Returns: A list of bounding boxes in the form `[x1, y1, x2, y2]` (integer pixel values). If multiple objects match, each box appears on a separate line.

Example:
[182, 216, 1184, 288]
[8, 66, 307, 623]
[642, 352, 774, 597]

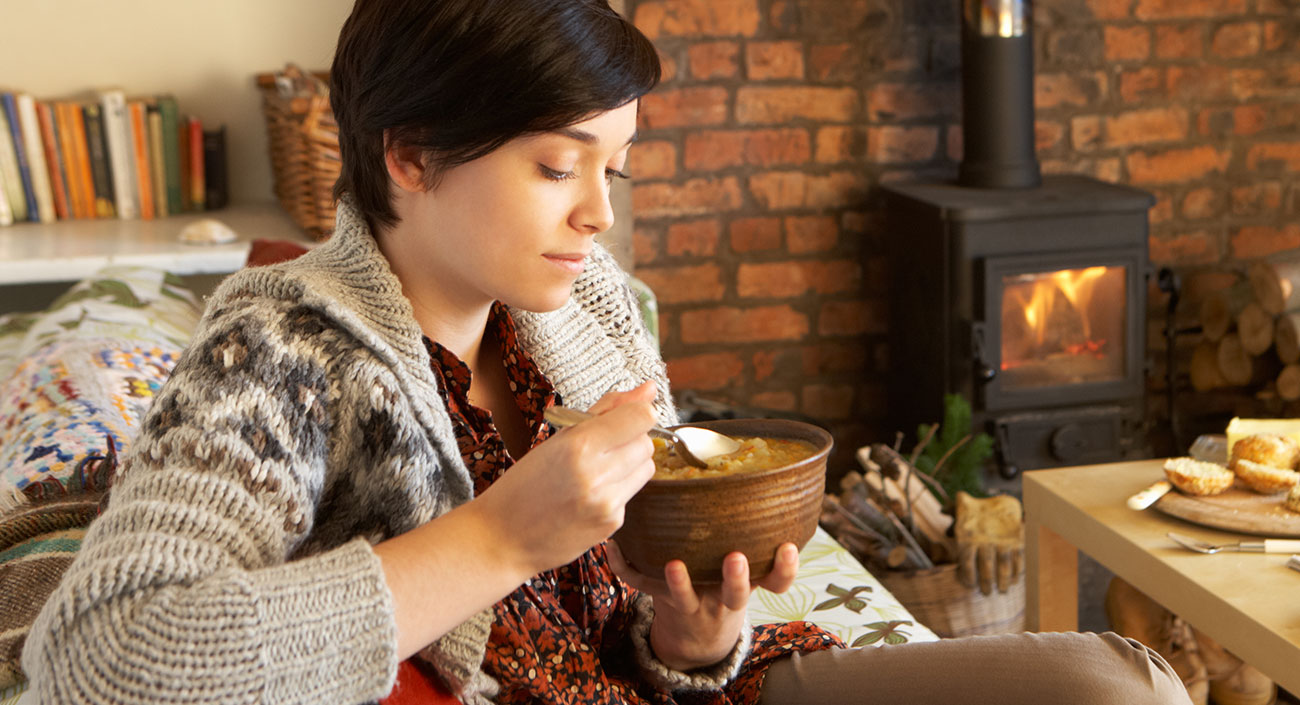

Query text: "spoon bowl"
[544, 406, 740, 468]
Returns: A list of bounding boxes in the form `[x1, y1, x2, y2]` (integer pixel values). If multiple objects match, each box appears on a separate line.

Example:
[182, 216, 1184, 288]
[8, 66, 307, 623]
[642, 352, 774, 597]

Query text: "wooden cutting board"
[1153, 485, 1300, 538]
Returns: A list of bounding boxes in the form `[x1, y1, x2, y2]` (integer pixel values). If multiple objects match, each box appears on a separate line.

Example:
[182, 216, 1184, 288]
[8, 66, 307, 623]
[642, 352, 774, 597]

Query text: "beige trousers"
[758, 631, 1193, 705]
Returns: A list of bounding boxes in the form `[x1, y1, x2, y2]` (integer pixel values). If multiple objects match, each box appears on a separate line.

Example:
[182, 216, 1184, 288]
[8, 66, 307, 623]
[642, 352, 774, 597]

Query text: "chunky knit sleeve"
[21, 296, 399, 705]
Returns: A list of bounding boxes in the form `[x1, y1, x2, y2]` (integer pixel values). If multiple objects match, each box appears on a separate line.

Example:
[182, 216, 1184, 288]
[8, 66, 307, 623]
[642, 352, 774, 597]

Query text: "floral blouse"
[414, 302, 840, 704]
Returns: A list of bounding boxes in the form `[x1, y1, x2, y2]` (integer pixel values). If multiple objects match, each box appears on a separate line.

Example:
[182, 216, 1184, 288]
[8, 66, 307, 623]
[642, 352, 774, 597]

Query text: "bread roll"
[1232, 459, 1300, 494]
[1163, 457, 1235, 497]
[1230, 432, 1300, 471]
[1285, 485, 1300, 514]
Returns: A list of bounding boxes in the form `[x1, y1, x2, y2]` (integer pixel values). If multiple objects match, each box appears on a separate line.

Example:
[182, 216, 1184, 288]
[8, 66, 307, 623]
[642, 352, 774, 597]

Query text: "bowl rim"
[646, 417, 833, 487]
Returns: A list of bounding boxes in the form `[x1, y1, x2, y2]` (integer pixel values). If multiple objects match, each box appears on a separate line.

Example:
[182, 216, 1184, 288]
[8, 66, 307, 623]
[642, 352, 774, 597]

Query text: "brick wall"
[624, 0, 1300, 469]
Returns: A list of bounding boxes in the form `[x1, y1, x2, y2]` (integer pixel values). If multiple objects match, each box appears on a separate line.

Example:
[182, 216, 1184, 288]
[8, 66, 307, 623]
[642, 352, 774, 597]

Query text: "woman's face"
[398, 101, 639, 315]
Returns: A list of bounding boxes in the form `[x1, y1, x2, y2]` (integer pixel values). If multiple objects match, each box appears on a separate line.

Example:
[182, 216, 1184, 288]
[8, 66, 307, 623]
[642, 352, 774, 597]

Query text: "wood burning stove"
[882, 0, 1155, 480]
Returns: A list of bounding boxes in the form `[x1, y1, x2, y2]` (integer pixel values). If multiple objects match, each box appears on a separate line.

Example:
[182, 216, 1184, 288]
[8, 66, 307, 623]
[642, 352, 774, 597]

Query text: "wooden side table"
[1024, 460, 1300, 696]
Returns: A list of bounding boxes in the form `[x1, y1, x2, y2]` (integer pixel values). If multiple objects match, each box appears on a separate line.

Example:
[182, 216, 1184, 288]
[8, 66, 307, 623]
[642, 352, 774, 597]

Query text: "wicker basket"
[877, 563, 1025, 638]
[256, 65, 339, 239]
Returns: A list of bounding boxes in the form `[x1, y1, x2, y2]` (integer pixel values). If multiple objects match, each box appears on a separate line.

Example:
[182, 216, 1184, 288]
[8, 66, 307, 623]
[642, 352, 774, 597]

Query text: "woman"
[23, 1, 1193, 703]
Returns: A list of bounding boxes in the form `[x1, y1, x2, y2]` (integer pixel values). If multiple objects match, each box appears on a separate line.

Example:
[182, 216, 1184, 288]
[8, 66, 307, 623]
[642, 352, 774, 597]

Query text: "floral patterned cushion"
[750, 526, 939, 646]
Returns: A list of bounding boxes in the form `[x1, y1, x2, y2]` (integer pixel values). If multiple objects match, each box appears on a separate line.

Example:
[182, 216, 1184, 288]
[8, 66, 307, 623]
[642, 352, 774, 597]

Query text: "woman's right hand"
[476, 381, 659, 577]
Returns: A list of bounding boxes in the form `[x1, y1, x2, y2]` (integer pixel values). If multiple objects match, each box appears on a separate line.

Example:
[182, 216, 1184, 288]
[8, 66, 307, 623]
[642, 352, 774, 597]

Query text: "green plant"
[913, 393, 994, 504]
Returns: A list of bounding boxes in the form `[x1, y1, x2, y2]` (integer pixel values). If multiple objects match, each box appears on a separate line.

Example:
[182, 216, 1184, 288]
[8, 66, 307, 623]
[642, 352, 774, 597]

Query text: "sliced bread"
[1232, 458, 1300, 495]
[1163, 457, 1235, 497]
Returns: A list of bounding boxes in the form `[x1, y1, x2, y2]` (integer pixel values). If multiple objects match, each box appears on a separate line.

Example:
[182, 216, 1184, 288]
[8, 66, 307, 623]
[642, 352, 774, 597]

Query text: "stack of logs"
[1193, 256, 1300, 401]
[819, 442, 956, 574]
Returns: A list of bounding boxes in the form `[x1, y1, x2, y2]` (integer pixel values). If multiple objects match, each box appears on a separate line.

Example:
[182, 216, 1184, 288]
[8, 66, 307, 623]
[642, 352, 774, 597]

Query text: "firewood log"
[1216, 333, 1281, 387]
[1249, 257, 1300, 315]
[1190, 339, 1229, 391]
[1237, 301, 1275, 356]
[1279, 364, 1300, 402]
[1276, 311, 1300, 364]
[1200, 281, 1253, 341]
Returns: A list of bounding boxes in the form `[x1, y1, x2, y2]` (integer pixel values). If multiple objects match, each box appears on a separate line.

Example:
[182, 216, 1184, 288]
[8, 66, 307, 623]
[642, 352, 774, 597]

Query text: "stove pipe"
[958, 0, 1042, 189]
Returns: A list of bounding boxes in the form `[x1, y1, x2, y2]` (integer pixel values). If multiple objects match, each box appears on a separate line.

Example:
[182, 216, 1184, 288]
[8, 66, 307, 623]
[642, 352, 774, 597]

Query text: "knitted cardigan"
[21, 198, 752, 704]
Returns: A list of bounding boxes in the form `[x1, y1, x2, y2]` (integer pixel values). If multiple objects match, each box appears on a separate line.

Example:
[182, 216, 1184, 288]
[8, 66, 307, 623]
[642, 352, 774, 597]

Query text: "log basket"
[256, 65, 338, 239]
[877, 564, 1025, 638]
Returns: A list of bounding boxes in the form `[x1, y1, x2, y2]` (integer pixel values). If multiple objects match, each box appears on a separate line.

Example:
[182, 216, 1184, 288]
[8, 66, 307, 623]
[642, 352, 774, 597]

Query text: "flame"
[1010, 266, 1109, 347]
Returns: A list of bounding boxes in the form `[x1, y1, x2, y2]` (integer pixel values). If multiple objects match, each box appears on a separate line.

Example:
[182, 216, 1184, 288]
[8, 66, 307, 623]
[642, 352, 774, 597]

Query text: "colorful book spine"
[128, 100, 153, 220]
[156, 95, 183, 215]
[98, 89, 138, 219]
[34, 101, 70, 220]
[178, 113, 191, 212]
[15, 94, 55, 223]
[65, 102, 96, 219]
[54, 102, 87, 218]
[202, 126, 227, 210]
[146, 103, 168, 218]
[188, 116, 205, 210]
[0, 93, 34, 221]
[0, 102, 29, 222]
[82, 103, 117, 218]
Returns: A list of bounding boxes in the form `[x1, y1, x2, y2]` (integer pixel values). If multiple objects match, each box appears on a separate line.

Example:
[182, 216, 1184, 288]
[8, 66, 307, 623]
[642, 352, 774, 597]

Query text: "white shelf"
[0, 203, 316, 285]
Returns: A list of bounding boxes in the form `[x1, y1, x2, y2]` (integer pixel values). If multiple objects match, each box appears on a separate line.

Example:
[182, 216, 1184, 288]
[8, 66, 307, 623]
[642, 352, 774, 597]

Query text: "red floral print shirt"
[419, 302, 840, 705]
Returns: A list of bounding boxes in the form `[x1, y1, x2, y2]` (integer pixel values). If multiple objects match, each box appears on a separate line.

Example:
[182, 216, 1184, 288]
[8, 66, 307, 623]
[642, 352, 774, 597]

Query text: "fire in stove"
[999, 265, 1127, 390]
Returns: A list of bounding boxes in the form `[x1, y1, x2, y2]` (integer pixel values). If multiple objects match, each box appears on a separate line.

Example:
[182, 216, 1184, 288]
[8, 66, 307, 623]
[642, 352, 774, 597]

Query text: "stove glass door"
[999, 265, 1127, 391]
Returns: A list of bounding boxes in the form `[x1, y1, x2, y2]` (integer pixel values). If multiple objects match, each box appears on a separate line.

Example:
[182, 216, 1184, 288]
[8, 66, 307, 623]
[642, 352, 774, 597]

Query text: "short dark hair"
[330, 0, 661, 232]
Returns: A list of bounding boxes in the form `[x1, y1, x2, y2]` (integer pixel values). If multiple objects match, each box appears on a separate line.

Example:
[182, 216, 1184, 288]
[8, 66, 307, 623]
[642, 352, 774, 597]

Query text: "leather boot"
[1192, 628, 1277, 705]
[1104, 577, 1209, 705]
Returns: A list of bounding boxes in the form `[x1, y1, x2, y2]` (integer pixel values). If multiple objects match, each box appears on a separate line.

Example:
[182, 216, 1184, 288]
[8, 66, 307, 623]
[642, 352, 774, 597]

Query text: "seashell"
[178, 218, 238, 245]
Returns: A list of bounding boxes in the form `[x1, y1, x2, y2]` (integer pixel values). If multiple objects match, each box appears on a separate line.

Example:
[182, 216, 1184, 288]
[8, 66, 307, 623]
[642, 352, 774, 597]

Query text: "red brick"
[634, 263, 725, 304]
[666, 219, 720, 257]
[1168, 66, 1269, 102]
[688, 41, 740, 80]
[866, 83, 958, 121]
[1181, 187, 1223, 220]
[1264, 20, 1299, 51]
[1119, 67, 1164, 103]
[750, 390, 798, 412]
[1148, 231, 1220, 266]
[1246, 142, 1300, 172]
[1231, 182, 1284, 215]
[805, 172, 868, 209]
[769, 0, 797, 32]
[785, 215, 838, 253]
[628, 140, 677, 180]
[1156, 24, 1204, 59]
[1036, 120, 1066, 151]
[748, 171, 807, 210]
[1125, 146, 1231, 184]
[665, 352, 745, 391]
[634, 0, 762, 39]
[1259, 0, 1291, 13]
[746, 41, 805, 80]
[818, 299, 886, 336]
[1135, 0, 1247, 19]
[866, 126, 940, 164]
[1104, 107, 1190, 147]
[638, 87, 729, 130]
[658, 50, 680, 83]
[735, 86, 858, 124]
[729, 217, 782, 252]
[634, 226, 660, 266]
[633, 177, 743, 218]
[1105, 26, 1151, 61]
[1095, 157, 1123, 183]
[947, 125, 963, 161]
[684, 129, 811, 170]
[1036, 72, 1107, 109]
[751, 348, 800, 382]
[1148, 191, 1175, 224]
[814, 126, 860, 164]
[1230, 224, 1300, 259]
[736, 260, 861, 298]
[801, 383, 855, 420]
[801, 342, 869, 376]
[1087, 0, 1133, 19]
[680, 305, 810, 343]
[809, 43, 856, 82]
[1212, 22, 1262, 58]
[1072, 115, 1102, 151]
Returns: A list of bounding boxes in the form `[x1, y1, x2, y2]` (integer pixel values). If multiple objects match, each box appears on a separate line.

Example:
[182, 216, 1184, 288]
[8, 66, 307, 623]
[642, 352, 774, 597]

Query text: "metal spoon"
[543, 405, 741, 469]
[1167, 531, 1300, 554]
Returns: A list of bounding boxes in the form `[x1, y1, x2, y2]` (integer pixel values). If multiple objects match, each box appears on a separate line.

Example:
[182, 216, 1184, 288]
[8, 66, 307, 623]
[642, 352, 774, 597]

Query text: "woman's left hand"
[607, 540, 800, 671]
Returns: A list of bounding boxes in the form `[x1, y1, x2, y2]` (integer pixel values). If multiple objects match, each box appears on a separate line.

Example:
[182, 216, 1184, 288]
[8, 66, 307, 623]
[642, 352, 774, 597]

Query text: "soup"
[651, 436, 817, 480]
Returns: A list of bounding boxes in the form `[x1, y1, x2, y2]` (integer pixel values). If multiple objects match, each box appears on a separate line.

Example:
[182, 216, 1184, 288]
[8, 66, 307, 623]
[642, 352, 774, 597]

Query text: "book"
[59, 101, 96, 219]
[146, 103, 167, 218]
[34, 101, 70, 220]
[82, 103, 117, 218]
[202, 125, 227, 210]
[0, 93, 35, 221]
[127, 99, 153, 220]
[0, 168, 12, 225]
[14, 94, 55, 222]
[188, 116, 204, 210]
[178, 113, 191, 212]
[156, 94, 182, 215]
[97, 88, 138, 219]
[54, 102, 87, 218]
[0, 93, 32, 222]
